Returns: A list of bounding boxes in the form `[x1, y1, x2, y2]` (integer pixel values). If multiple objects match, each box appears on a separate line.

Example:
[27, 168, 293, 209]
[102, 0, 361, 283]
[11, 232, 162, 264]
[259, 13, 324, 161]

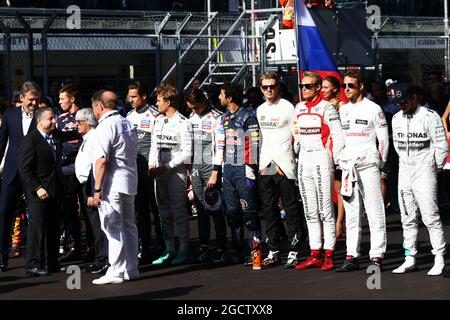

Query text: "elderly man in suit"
[74, 108, 109, 274]
[0, 81, 39, 272]
[19, 107, 79, 276]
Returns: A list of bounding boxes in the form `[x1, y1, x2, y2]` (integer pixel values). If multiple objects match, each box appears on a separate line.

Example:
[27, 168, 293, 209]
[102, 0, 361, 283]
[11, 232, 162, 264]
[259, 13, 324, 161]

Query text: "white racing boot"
[427, 255, 445, 276]
[392, 256, 417, 274]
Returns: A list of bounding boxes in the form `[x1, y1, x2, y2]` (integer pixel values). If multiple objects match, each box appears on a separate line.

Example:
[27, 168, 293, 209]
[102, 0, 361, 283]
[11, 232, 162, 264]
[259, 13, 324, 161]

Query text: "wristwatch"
[94, 188, 102, 193]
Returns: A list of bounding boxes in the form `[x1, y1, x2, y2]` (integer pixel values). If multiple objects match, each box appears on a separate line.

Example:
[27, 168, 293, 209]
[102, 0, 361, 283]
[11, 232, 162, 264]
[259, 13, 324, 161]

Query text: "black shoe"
[138, 249, 152, 263]
[60, 247, 81, 262]
[83, 246, 95, 262]
[261, 251, 281, 268]
[26, 267, 49, 277]
[85, 264, 109, 274]
[212, 249, 227, 264]
[443, 268, 450, 278]
[367, 257, 383, 272]
[222, 250, 244, 265]
[0, 264, 8, 272]
[243, 256, 253, 267]
[47, 265, 62, 273]
[283, 251, 299, 269]
[197, 245, 210, 263]
[335, 257, 359, 273]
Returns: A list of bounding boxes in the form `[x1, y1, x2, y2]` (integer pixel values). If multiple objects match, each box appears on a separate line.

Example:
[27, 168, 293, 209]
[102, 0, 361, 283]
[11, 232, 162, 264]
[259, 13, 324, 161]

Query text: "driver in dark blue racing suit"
[219, 83, 262, 265]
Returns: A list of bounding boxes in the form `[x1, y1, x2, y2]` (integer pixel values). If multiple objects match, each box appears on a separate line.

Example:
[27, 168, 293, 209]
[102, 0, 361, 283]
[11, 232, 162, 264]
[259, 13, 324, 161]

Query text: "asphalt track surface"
[1, 213, 450, 301]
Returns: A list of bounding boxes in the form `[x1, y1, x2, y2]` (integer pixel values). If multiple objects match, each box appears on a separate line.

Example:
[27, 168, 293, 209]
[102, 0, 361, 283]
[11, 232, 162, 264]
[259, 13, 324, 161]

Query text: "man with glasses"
[336, 70, 389, 272]
[74, 108, 109, 275]
[391, 84, 447, 276]
[291, 71, 344, 271]
[257, 72, 306, 269]
[19, 107, 80, 276]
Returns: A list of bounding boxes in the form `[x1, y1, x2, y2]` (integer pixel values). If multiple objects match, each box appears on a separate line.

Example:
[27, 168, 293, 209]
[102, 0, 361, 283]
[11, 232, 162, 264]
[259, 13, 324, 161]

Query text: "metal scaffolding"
[1, 3, 449, 102]
[0, 6, 278, 100]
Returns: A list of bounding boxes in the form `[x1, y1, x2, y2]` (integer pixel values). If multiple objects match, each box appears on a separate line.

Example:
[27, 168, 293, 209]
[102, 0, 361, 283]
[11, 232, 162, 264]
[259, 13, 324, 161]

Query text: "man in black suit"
[18, 107, 77, 276]
[74, 108, 109, 274]
[0, 81, 39, 272]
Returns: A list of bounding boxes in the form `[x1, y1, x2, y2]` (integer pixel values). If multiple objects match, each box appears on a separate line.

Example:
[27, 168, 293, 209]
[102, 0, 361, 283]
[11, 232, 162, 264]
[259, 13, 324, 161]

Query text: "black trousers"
[192, 164, 227, 250]
[80, 183, 108, 266]
[136, 156, 163, 251]
[258, 173, 306, 252]
[61, 175, 81, 251]
[25, 191, 61, 270]
[78, 186, 93, 247]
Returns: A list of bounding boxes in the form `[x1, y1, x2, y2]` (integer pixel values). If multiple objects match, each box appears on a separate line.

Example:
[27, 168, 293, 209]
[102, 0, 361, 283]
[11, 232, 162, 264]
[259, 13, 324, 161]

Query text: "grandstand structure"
[0, 1, 448, 104]
[0, 6, 270, 104]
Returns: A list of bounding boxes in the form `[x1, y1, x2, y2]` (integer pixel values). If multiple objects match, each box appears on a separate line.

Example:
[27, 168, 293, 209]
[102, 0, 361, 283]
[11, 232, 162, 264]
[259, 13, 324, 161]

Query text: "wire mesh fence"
[1, 8, 450, 105]
[376, 16, 447, 85]
[0, 11, 267, 103]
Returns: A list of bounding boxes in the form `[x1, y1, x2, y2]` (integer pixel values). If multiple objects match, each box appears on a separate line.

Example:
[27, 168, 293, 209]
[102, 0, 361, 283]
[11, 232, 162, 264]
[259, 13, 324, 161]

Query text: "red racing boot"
[295, 249, 322, 270]
[321, 249, 334, 271]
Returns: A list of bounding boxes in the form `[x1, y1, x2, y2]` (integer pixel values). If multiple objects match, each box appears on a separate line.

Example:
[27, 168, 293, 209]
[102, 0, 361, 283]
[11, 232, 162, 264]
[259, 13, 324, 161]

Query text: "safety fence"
[375, 16, 447, 85]
[1, 7, 450, 107]
[0, 9, 276, 106]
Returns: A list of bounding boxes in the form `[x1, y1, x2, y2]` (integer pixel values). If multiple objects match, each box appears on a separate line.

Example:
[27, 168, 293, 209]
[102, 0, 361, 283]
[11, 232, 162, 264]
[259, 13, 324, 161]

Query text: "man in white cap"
[385, 79, 397, 88]
[385, 79, 397, 104]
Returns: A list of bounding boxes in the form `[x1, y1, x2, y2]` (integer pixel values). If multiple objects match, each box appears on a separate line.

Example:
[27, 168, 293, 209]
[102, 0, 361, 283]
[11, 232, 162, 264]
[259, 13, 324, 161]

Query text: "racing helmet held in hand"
[204, 189, 222, 212]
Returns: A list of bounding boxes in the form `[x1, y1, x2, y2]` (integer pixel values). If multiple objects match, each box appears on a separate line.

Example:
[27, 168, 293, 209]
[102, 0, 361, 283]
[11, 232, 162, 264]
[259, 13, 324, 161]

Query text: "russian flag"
[294, 0, 348, 103]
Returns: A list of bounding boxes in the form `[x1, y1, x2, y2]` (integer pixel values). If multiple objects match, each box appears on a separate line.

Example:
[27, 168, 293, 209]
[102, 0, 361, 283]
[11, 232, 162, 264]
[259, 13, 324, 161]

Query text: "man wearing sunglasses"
[336, 70, 389, 272]
[391, 84, 447, 276]
[256, 72, 305, 269]
[291, 71, 344, 271]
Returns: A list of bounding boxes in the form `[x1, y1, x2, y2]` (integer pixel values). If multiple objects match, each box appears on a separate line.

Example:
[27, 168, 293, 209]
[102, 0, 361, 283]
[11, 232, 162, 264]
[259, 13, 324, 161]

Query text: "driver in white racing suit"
[336, 70, 389, 272]
[391, 84, 448, 276]
[292, 71, 344, 271]
[149, 86, 193, 266]
[185, 88, 227, 263]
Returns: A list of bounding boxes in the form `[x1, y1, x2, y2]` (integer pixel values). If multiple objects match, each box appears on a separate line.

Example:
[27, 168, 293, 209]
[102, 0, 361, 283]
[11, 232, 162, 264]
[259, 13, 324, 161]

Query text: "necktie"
[45, 134, 56, 158]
